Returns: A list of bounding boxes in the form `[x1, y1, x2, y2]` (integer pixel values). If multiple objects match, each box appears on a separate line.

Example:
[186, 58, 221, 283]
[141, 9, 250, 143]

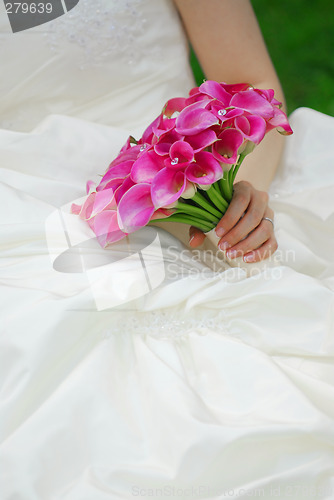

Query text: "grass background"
[190, 0, 334, 116]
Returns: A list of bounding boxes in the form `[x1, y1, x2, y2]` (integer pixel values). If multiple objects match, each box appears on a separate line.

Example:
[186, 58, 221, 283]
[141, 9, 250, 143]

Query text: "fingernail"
[226, 249, 238, 259]
[219, 241, 230, 251]
[244, 254, 255, 262]
[215, 227, 225, 237]
[189, 235, 195, 244]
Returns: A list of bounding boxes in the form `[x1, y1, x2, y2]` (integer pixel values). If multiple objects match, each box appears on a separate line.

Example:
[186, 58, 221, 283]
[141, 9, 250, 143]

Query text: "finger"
[219, 191, 269, 250]
[226, 218, 276, 259]
[215, 181, 252, 238]
[189, 226, 206, 247]
[243, 237, 278, 263]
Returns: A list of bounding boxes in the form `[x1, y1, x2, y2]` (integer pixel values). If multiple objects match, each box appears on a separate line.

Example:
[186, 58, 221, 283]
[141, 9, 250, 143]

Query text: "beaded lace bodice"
[0, 0, 194, 131]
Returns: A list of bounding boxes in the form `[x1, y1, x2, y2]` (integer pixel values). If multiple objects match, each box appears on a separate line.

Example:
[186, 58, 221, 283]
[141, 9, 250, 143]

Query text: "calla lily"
[185, 151, 222, 185]
[71, 203, 82, 215]
[117, 183, 155, 233]
[151, 168, 188, 208]
[230, 89, 275, 120]
[185, 91, 212, 106]
[97, 160, 134, 191]
[255, 88, 275, 103]
[209, 103, 244, 123]
[96, 177, 124, 194]
[154, 129, 184, 156]
[152, 117, 177, 141]
[163, 97, 187, 118]
[235, 114, 266, 144]
[176, 101, 218, 136]
[151, 207, 175, 219]
[90, 210, 127, 248]
[131, 150, 164, 183]
[164, 140, 194, 169]
[198, 80, 231, 106]
[180, 181, 197, 199]
[108, 144, 142, 168]
[212, 128, 244, 164]
[266, 107, 293, 135]
[76, 188, 117, 220]
[220, 82, 251, 94]
[185, 129, 218, 152]
[86, 180, 95, 194]
[114, 176, 136, 204]
[141, 114, 163, 144]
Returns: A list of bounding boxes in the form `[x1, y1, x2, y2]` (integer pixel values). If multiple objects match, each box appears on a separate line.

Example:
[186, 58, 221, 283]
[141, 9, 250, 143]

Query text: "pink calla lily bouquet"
[72, 81, 292, 249]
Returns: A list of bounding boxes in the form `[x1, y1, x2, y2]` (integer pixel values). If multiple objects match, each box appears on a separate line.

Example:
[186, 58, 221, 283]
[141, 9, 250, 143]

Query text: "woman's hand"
[189, 181, 277, 263]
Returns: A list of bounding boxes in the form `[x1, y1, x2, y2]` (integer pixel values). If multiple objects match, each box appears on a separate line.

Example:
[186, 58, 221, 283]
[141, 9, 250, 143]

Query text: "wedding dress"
[0, 1, 333, 499]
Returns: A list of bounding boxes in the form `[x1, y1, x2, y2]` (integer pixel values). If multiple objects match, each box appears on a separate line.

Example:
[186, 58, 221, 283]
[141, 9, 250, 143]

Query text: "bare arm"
[173, 0, 286, 191]
[173, 0, 286, 261]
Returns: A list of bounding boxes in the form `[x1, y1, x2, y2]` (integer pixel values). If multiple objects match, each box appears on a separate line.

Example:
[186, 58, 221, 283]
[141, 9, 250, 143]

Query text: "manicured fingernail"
[216, 227, 225, 237]
[219, 241, 230, 251]
[226, 249, 238, 259]
[244, 254, 255, 262]
[189, 235, 195, 244]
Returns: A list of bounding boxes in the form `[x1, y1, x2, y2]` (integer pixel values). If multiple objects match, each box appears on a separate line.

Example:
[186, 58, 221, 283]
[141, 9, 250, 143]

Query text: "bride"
[0, 0, 333, 498]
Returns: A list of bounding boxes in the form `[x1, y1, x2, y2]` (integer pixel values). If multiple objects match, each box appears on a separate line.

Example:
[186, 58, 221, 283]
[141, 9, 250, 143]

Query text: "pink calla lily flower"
[185, 129, 218, 152]
[131, 150, 165, 183]
[154, 129, 184, 156]
[97, 160, 134, 191]
[198, 80, 231, 106]
[175, 100, 218, 136]
[108, 144, 142, 168]
[77, 188, 117, 220]
[212, 128, 244, 164]
[152, 117, 177, 142]
[164, 140, 194, 169]
[230, 89, 275, 120]
[266, 107, 293, 135]
[151, 168, 189, 208]
[235, 114, 267, 144]
[209, 103, 244, 123]
[185, 151, 223, 185]
[163, 97, 187, 117]
[117, 183, 155, 233]
[141, 114, 163, 144]
[220, 82, 251, 94]
[90, 210, 127, 248]
[114, 176, 136, 204]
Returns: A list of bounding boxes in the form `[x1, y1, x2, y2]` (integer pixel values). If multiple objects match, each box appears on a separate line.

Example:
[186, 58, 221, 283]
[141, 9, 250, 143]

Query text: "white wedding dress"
[1, 1, 334, 499]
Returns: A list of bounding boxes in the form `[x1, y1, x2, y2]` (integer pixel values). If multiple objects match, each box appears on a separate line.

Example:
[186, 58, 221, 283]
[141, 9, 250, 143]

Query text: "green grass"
[190, 0, 334, 116]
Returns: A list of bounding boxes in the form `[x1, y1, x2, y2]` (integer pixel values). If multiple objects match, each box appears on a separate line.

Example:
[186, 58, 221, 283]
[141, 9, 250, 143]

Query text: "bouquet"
[72, 80, 292, 269]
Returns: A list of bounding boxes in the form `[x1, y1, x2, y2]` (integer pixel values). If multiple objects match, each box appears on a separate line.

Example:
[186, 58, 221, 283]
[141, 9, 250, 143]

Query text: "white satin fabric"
[0, 1, 334, 499]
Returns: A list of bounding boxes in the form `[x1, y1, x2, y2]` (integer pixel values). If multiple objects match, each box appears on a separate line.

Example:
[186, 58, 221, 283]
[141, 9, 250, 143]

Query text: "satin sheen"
[0, 1, 334, 499]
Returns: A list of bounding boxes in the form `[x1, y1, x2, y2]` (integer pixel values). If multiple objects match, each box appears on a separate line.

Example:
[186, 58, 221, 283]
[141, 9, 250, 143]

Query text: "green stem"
[219, 171, 233, 203]
[191, 191, 222, 219]
[206, 184, 229, 213]
[231, 153, 246, 184]
[151, 214, 214, 232]
[176, 200, 220, 224]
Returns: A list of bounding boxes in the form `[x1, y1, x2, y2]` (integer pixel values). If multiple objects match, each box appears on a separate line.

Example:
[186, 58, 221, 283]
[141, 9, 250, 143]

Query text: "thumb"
[189, 226, 206, 247]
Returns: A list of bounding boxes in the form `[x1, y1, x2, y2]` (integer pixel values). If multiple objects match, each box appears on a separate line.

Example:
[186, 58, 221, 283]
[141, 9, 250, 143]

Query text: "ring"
[262, 217, 274, 229]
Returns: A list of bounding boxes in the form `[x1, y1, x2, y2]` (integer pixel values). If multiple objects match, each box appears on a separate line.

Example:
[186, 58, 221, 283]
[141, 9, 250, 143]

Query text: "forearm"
[174, 0, 288, 191]
[234, 78, 287, 192]
[235, 124, 285, 192]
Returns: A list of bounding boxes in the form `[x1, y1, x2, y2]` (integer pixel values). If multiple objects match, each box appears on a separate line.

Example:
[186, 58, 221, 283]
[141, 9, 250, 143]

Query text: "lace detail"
[99, 309, 229, 340]
[44, 0, 153, 70]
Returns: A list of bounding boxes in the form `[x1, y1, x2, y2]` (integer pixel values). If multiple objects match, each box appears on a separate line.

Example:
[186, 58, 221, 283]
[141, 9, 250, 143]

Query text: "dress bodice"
[0, 0, 195, 132]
